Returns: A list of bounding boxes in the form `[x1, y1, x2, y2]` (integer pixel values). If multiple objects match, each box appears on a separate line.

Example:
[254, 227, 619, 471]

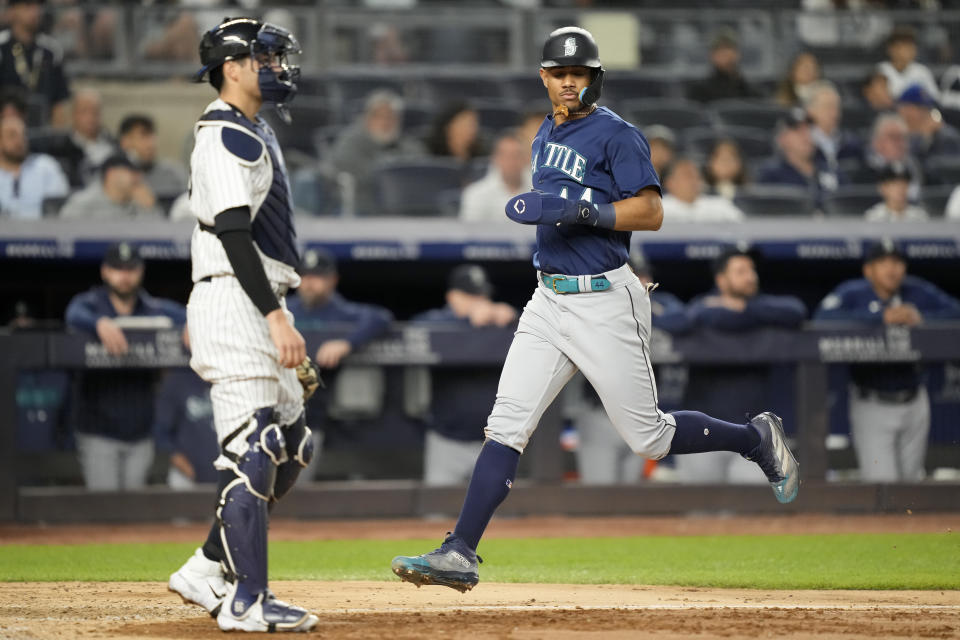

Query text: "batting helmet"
[195, 17, 301, 116]
[540, 26, 605, 106]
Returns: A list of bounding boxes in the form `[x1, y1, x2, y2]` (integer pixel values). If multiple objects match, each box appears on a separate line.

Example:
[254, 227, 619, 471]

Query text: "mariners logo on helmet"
[563, 37, 577, 57]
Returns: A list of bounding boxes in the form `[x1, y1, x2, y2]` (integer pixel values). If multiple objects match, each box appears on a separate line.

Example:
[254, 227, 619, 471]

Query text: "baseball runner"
[166, 17, 321, 632]
[392, 27, 800, 593]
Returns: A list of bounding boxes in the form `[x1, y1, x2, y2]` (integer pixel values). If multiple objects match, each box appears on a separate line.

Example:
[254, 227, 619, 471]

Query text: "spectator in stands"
[813, 240, 960, 482]
[65, 242, 187, 491]
[460, 130, 530, 222]
[896, 84, 960, 162]
[0, 0, 71, 126]
[286, 249, 394, 477]
[860, 113, 924, 201]
[676, 246, 806, 484]
[0, 114, 69, 219]
[287, 249, 394, 370]
[757, 107, 842, 210]
[661, 157, 745, 222]
[411, 264, 516, 486]
[703, 138, 747, 201]
[152, 370, 219, 490]
[864, 162, 928, 222]
[118, 114, 187, 199]
[862, 70, 895, 113]
[424, 101, 486, 163]
[775, 50, 821, 108]
[68, 88, 115, 179]
[876, 25, 939, 101]
[805, 81, 863, 168]
[686, 29, 759, 104]
[331, 90, 424, 216]
[59, 154, 162, 219]
[644, 125, 677, 179]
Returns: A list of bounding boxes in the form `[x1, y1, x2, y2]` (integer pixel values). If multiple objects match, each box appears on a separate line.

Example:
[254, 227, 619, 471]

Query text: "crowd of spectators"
[1, 4, 959, 222]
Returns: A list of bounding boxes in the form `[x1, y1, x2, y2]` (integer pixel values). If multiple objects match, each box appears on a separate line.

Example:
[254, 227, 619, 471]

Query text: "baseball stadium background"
[1, 2, 959, 638]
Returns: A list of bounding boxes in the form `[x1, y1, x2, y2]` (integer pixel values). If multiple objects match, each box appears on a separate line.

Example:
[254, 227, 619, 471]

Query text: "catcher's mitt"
[295, 357, 325, 401]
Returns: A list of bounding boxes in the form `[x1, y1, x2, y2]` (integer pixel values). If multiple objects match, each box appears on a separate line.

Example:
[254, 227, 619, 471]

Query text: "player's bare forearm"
[612, 189, 663, 231]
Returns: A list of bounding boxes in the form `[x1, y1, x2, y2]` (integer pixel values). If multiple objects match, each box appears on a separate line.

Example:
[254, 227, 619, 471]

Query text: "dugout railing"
[2, 323, 959, 523]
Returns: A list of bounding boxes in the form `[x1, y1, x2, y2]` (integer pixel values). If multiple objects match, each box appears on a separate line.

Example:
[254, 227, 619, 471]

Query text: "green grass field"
[1, 534, 957, 590]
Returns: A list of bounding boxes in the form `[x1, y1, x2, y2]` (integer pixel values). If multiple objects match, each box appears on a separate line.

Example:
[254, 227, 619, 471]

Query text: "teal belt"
[541, 273, 612, 294]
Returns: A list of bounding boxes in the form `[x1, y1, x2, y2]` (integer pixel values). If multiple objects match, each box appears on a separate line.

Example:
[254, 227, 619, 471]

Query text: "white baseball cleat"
[168, 547, 229, 617]
[217, 583, 319, 633]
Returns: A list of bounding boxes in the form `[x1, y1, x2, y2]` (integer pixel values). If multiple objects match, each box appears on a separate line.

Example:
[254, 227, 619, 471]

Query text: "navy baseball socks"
[668, 411, 760, 455]
[392, 440, 519, 592]
[669, 410, 799, 503]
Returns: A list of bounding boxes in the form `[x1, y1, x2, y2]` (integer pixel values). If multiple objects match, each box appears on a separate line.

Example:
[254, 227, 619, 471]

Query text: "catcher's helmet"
[540, 26, 605, 106]
[195, 17, 301, 119]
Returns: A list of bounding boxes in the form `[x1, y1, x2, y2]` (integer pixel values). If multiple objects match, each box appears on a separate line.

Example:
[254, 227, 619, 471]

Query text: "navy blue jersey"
[410, 305, 496, 442]
[530, 107, 660, 275]
[65, 286, 186, 441]
[814, 275, 960, 392]
[287, 292, 393, 349]
[152, 370, 219, 483]
[687, 292, 807, 331]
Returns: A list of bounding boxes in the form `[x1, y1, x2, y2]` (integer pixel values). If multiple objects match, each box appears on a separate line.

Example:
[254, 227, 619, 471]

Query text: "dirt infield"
[1, 581, 958, 640]
[2, 514, 958, 639]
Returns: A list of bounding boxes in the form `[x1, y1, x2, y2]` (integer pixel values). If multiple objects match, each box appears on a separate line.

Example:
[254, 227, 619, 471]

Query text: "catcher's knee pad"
[273, 412, 313, 502]
[222, 407, 288, 500]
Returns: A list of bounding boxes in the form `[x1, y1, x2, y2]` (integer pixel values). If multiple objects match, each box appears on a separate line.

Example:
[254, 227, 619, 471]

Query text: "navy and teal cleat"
[391, 534, 481, 593]
[745, 412, 800, 504]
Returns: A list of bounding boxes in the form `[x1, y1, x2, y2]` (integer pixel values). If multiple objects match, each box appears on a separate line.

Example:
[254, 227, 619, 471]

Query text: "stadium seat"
[711, 100, 789, 130]
[622, 98, 714, 132]
[734, 184, 814, 216]
[685, 126, 775, 160]
[41, 195, 68, 218]
[841, 105, 876, 135]
[261, 97, 335, 158]
[474, 102, 522, 132]
[427, 76, 504, 102]
[292, 166, 348, 217]
[400, 103, 438, 133]
[600, 74, 673, 102]
[436, 188, 463, 218]
[925, 155, 960, 186]
[940, 107, 960, 130]
[373, 158, 466, 216]
[503, 73, 547, 103]
[824, 185, 882, 217]
[921, 184, 956, 218]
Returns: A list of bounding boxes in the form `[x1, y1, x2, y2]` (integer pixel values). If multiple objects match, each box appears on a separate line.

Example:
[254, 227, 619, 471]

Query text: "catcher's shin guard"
[217, 408, 286, 597]
[273, 412, 313, 502]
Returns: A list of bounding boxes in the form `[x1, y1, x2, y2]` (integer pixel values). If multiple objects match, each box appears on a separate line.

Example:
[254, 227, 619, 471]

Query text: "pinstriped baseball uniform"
[186, 98, 303, 462]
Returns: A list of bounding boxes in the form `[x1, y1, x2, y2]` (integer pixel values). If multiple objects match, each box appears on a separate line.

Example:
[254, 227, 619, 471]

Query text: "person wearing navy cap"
[814, 240, 960, 482]
[64, 242, 187, 490]
[286, 249, 394, 369]
[896, 84, 960, 162]
[410, 264, 517, 486]
[756, 107, 845, 211]
[676, 246, 807, 484]
[285, 249, 394, 476]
